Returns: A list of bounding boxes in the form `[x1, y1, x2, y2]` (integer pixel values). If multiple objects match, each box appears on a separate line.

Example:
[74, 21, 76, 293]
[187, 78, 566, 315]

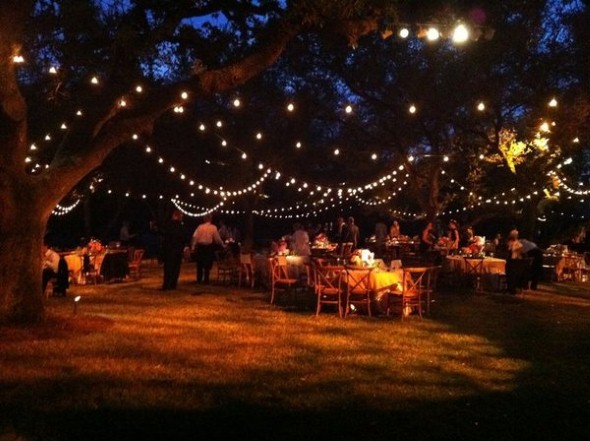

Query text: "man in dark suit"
[161, 210, 186, 291]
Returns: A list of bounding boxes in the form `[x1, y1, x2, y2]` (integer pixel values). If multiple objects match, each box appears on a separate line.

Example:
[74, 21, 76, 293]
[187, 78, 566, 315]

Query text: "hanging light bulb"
[345, 105, 353, 114]
[426, 27, 440, 41]
[399, 27, 410, 38]
[233, 98, 241, 107]
[452, 24, 469, 43]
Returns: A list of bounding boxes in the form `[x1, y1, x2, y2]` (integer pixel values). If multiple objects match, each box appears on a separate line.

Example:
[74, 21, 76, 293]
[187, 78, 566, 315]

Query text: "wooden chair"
[215, 250, 237, 285]
[128, 249, 145, 280]
[314, 264, 345, 317]
[561, 256, 583, 282]
[269, 256, 299, 305]
[464, 257, 485, 292]
[423, 265, 440, 315]
[238, 253, 255, 288]
[344, 266, 374, 317]
[399, 267, 429, 320]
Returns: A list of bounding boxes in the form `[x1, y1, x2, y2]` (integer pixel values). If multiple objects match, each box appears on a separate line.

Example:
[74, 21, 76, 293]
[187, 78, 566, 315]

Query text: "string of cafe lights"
[51, 199, 82, 216]
[548, 157, 590, 197]
[17, 61, 588, 219]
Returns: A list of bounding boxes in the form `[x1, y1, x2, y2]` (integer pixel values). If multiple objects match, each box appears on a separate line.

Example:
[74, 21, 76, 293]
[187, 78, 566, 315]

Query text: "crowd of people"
[42, 209, 584, 296]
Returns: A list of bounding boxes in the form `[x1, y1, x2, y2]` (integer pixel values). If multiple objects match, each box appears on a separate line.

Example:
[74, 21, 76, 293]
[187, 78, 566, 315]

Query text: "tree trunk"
[0, 199, 48, 323]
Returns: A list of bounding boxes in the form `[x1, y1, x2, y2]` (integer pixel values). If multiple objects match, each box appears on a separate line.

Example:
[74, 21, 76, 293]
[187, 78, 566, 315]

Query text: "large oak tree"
[0, 0, 403, 322]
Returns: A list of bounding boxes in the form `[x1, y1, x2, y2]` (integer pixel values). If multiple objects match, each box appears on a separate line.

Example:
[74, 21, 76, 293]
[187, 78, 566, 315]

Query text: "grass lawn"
[1, 262, 590, 441]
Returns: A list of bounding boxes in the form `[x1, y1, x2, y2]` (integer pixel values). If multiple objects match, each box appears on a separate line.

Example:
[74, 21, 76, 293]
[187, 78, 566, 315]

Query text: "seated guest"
[389, 220, 401, 238]
[461, 226, 476, 248]
[506, 229, 524, 295]
[42, 243, 68, 296]
[290, 223, 311, 256]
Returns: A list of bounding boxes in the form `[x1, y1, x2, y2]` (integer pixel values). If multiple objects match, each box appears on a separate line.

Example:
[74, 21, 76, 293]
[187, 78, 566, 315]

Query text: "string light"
[30, 78, 586, 224]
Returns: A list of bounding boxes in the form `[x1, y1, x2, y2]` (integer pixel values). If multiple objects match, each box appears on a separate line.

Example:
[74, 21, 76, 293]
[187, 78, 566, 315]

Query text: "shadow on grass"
[2, 274, 590, 441]
[2, 390, 588, 441]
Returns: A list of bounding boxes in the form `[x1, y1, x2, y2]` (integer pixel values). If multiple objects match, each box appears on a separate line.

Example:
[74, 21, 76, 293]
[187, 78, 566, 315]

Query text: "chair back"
[132, 249, 144, 263]
[402, 267, 428, 297]
[344, 266, 373, 294]
[464, 257, 484, 275]
[315, 264, 344, 294]
[271, 255, 290, 281]
[341, 242, 354, 258]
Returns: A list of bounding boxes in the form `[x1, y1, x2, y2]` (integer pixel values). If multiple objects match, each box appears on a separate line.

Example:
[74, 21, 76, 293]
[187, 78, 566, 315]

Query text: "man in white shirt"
[191, 214, 224, 284]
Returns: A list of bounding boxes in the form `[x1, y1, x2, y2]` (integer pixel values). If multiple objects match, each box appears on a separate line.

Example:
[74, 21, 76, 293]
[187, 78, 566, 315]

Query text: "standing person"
[344, 216, 360, 249]
[447, 219, 460, 250]
[520, 237, 543, 290]
[374, 219, 388, 257]
[419, 222, 436, 253]
[191, 214, 224, 284]
[333, 216, 347, 243]
[218, 220, 232, 242]
[161, 210, 186, 291]
[119, 220, 135, 246]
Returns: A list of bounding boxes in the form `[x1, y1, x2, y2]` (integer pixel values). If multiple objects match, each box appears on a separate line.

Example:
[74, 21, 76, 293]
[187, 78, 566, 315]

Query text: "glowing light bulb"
[256, 132, 262, 140]
[145, 146, 152, 153]
[135, 85, 143, 93]
[295, 141, 302, 148]
[90, 76, 99, 85]
[399, 27, 410, 38]
[548, 98, 558, 107]
[371, 153, 377, 160]
[345, 105, 353, 114]
[477, 102, 485, 111]
[408, 104, 417, 114]
[334, 149, 340, 156]
[13, 55, 24, 63]
[216, 120, 223, 128]
[199, 123, 206, 131]
[426, 28, 440, 41]
[233, 98, 241, 107]
[181, 91, 188, 99]
[287, 103, 295, 112]
[49, 66, 58, 74]
[452, 24, 469, 43]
